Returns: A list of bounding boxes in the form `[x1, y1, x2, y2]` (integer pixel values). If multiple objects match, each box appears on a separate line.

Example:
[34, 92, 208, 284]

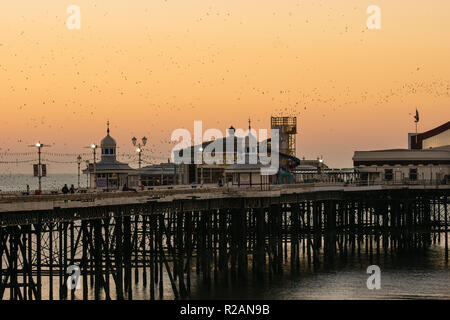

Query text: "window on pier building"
[102, 148, 115, 155]
[384, 169, 393, 181]
[409, 168, 418, 181]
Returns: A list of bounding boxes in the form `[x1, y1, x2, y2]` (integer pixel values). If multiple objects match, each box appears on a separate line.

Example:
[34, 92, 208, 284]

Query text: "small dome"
[101, 121, 116, 147]
[101, 134, 116, 148]
[227, 126, 235, 137]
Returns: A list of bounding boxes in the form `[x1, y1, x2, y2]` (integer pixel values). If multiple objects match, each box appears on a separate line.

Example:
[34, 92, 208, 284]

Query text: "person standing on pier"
[70, 184, 75, 194]
[62, 184, 69, 195]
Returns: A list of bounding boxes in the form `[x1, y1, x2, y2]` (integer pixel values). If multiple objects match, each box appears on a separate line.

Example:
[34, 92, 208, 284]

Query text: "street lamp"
[77, 155, 82, 188]
[85, 160, 90, 188]
[36, 142, 43, 192]
[199, 147, 204, 185]
[30, 142, 48, 193]
[91, 144, 98, 188]
[132, 136, 148, 187]
[318, 156, 323, 176]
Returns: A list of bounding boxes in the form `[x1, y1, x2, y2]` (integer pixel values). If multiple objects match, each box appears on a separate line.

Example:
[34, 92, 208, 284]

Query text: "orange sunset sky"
[0, 0, 449, 173]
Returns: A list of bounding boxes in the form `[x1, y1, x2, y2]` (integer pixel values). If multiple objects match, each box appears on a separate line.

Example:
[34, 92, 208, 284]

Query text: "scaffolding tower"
[271, 116, 297, 157]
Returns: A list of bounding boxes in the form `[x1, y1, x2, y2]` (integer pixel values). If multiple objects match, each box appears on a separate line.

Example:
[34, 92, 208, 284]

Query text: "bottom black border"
[0, 300, 447, 319]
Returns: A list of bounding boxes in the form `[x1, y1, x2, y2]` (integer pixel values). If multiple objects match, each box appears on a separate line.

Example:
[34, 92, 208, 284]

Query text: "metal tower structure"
[270, 116, 297, 157]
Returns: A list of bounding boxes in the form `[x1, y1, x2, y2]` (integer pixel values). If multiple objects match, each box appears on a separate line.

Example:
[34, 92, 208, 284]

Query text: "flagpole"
[414, 108, 419, 147]
[415, 121, 418, 145]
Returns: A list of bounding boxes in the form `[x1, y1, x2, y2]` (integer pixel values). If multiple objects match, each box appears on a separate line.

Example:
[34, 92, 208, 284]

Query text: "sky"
[0, 0, 449, 173]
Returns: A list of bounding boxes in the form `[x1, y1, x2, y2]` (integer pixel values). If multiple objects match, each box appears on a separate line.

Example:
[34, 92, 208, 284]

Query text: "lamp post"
[318, 156, 323, 175]
[77, 155, 82, 188]
[91, 144, 98, 188]
[132, 136, 147, 188]
[85, 160, 90, 188]
[31, 142, 47, 193]
[36, 143, 43, 192]
[199, 147, 204, 185]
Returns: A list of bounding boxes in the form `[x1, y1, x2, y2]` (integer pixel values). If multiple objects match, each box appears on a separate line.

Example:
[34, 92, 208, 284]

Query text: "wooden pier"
[0, 184, 449, 300]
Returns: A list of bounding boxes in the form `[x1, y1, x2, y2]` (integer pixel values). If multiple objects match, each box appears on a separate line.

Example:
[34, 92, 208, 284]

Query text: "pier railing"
[1, 178, 448, 201]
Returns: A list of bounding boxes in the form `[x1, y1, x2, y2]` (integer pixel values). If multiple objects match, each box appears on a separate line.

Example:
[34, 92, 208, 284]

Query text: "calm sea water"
[35, 242, 450, 300]
[0, 174, 85, 192]
[157, 244, 450, 300]
[195, 244, 450, 300]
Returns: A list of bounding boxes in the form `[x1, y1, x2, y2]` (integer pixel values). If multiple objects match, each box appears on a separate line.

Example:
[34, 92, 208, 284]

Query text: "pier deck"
[1, 183, 448, 214]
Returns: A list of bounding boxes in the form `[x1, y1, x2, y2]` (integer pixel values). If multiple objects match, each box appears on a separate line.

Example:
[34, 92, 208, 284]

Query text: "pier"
[0, 184, 449, 300]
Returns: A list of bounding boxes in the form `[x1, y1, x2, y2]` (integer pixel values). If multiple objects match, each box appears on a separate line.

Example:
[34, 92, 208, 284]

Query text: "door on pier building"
[394, 170, 403, 184]
[118, 174, 128, 188]
[188, 164, 196, 184]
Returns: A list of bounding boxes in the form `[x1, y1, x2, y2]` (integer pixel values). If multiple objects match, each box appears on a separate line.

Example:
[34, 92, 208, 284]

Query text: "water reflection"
[36, 242, 449, 300]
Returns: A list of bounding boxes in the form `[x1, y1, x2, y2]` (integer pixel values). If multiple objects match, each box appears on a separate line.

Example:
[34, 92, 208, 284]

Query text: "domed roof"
[101, 121, 116, 147]
[101, 134, 116, 147]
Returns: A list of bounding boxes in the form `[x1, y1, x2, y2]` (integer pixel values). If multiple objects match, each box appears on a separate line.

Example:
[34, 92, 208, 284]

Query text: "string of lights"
[40, 159, 80, 164]
[40, 152, 92, 157]
[0, 152, 155, 157]
[0, 150, 170, 166]
[0, 155, 167, 161]
[0, 159, 37, 164]
[0, 152, 36, 156]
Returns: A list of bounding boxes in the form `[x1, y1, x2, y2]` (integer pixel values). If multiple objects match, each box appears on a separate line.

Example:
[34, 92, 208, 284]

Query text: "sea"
[36, 243, 450, 300]
[0, 173, 86, 192]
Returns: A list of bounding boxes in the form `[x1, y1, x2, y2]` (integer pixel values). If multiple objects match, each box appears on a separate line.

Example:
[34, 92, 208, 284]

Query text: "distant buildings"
[174, 125, 244, 185]
[81, 116, 450, 190]
[225, 162, 271, 188]
[353, 121, 450, 184]
[83, 124, 134, 190]
[134, 162, 175, 186]
[409, 121, 450, 149]
[173, 117, 301, 186]
[82, 123, 177, 190]
[80, 116, 305, 190]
